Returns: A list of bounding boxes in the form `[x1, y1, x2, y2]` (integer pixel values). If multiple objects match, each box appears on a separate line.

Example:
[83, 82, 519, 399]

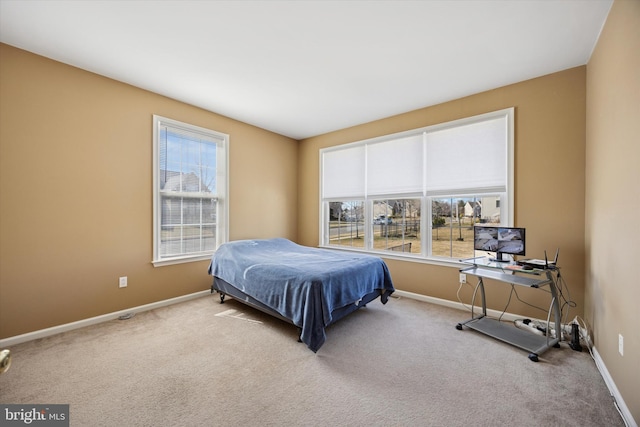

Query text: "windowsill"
[152, 253, 213, 267]
[317, 245, 463, 268]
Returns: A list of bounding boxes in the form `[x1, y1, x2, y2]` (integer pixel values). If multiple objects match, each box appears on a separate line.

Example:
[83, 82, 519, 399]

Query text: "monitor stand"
[489, 252, 510, 263]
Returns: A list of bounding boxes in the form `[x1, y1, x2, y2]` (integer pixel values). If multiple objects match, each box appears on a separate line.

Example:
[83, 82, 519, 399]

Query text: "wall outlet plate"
[119, 276, 127, 288]
[618, 334, 624, 356]
[459, 273, 467, 284]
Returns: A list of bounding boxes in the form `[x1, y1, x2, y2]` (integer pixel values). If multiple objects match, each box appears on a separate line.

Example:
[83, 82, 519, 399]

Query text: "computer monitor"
[474, 226, 526, 262]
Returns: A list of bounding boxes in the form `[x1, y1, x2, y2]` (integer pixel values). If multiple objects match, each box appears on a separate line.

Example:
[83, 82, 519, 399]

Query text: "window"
[153, 115, 228, 266]
[320, 108, 513, 262]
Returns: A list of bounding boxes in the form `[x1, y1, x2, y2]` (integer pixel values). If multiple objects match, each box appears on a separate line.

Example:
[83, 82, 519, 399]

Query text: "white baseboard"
[394, 289, 637, 427]
[592, 347, 637, 427]
[0, 290, 211, 348]
[393, 289, 523, 322]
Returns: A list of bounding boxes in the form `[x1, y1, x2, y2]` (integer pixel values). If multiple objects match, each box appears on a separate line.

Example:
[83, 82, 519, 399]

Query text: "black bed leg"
[219, 293, 226, 304]
[297, 328, 302, 343]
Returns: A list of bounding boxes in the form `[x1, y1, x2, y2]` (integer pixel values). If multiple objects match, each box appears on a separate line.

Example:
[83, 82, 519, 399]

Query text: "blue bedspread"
[207, 238, 395, 352]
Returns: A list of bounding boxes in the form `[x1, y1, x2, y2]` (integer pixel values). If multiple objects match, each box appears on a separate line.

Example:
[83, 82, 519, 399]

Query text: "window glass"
[328, 200, 365, 249]
[431, 196, 500, 259]
[373, 199, 421, 253]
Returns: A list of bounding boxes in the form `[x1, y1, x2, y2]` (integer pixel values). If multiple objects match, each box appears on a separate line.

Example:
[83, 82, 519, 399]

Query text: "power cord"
[497, 284, 516, 321]
[456, 279, 476, 313]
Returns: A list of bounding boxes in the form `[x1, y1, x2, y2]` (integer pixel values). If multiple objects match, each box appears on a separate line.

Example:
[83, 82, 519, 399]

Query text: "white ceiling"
[0, 0, 613, 140]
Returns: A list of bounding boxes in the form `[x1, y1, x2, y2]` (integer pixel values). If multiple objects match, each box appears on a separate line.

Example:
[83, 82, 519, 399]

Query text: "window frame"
[319, 108, 514, 264]
[152, 115, 229, 267]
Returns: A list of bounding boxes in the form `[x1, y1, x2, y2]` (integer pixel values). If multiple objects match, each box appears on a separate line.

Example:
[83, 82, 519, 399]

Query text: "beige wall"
[0, 44, 298, 339]
[299, 66, 586, 321]
[586, 0, 640, 422]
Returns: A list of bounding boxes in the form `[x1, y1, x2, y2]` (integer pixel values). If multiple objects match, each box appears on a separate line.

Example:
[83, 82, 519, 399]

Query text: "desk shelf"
[456, 260, 562, 362]
[457, 317, 559, 362]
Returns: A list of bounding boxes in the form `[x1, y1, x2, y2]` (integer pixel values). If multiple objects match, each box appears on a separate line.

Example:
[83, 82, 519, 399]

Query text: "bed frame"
[211, 276, 385, 343]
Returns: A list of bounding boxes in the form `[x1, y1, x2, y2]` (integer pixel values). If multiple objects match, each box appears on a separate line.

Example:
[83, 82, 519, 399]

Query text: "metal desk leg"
[456, 277, 486, 330]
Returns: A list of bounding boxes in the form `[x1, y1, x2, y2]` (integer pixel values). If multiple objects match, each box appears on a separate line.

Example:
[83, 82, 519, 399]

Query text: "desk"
[456, 257, 562, 362]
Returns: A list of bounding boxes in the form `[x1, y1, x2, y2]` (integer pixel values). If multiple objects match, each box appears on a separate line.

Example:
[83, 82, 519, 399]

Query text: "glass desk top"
[459, 256, 557, 275]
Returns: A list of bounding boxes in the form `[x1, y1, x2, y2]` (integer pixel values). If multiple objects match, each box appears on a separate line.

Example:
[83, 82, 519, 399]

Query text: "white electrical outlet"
[618, 334, 624, 356]
[119, 276, 128, 288]
[459, 273, 466, 284]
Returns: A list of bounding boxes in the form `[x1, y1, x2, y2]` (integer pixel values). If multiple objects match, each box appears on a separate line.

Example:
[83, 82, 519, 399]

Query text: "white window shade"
[322, 145, 365, 198]
[426, 117, 507, 194]
[366, 133, 424, 196]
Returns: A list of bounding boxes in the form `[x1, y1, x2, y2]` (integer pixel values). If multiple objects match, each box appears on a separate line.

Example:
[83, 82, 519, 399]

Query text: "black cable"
[498, 284, 516, 321]
[511, 286, 549, 313]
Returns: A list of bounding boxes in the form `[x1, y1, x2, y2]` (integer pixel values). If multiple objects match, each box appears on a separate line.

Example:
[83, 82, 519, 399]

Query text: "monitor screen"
[474, 226, 525, 261]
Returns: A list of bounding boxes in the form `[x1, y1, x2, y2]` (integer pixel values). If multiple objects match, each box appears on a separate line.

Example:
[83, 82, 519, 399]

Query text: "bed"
[207, 238, 395, 352]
